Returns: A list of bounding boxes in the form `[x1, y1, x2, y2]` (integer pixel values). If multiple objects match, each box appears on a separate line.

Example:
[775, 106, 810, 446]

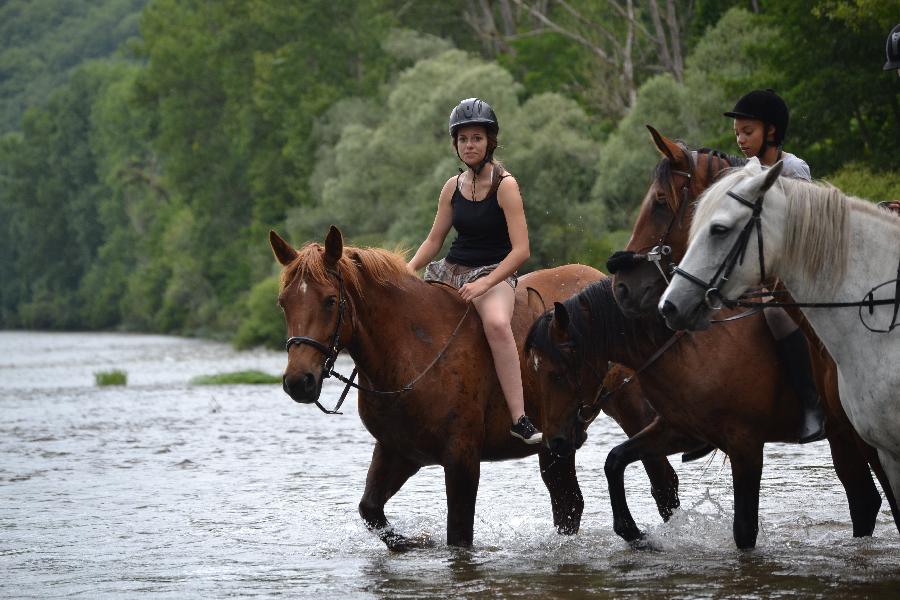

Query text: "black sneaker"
[510, 415, 542, 444]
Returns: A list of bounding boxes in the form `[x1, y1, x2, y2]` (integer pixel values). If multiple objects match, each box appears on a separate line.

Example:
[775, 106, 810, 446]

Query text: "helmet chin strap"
[755, 124, 782, 163]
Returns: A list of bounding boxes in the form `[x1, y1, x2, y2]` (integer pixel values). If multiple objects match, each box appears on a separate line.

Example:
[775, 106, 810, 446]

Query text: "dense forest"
[1, 0, 898, 348]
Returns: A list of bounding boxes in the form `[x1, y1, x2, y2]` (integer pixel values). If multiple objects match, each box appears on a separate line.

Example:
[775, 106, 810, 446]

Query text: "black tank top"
[446, 174, 512, 267]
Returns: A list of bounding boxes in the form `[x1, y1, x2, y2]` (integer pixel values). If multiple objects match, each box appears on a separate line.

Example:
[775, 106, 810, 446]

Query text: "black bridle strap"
[674, 184, 899, 333]
[577, 330, 686, 424]
[672, 190, 766, 309]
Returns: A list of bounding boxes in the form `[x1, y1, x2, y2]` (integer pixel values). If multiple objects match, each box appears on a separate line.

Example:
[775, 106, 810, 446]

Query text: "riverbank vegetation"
[190, 371, 281, 385]
[1, 1, 897, 349]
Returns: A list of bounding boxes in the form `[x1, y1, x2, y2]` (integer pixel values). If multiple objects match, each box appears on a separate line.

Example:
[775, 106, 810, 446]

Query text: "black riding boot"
[776, 329, 826, 443]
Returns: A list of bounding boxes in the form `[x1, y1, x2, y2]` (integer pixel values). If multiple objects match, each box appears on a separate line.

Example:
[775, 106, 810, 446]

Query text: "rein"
[672, 186, 900, 333]
[575, 330, 686, 425]
[285, 268, 473, 414]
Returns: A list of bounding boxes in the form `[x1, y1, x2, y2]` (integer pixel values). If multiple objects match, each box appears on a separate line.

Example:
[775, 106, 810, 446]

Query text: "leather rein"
[284, 268, 471, 414]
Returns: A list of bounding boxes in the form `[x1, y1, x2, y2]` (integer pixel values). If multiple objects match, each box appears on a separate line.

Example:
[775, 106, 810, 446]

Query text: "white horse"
[658, 158, 900, 527]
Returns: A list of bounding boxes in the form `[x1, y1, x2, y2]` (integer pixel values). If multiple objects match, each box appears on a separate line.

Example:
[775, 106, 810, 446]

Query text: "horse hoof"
[556, 522, 580, 535]
[614, 524, 644, 543]
[629, 536, 661, 552]
[385, 532, 434, 552]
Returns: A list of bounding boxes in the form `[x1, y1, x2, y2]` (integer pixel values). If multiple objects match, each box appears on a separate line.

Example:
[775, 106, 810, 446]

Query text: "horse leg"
[867, 447, 900, 534]
[604, 416, 695, 543]
[826, 429, 882, 537]
[602, 387, 680, 522]
[444, 449, 481, 547]
[539, 448, 583, 534]
[358, 442, 423, 551]
[874, 449, 900, 535]
[729, 444, 764, 550]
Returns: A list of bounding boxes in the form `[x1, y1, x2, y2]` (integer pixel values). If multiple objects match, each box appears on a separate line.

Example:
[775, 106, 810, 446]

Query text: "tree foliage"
[0, 0, 896, 348]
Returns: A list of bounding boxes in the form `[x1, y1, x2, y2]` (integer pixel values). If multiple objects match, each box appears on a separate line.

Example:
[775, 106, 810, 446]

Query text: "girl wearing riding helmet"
[725, 88, 825, 444]
[406, 98, 541, 444]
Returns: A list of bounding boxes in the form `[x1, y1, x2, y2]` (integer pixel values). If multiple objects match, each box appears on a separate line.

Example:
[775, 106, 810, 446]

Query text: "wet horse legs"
[444, 450, 481, 547]
[604, 416, 696, 543]
[729, 445, 763, 549]
[358, 442, 422, 551]
[539, 449, 583, 534]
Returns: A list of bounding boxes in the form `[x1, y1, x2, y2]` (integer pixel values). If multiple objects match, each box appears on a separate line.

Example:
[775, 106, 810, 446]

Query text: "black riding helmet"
[448, 97, 499, 136]
[448, 98, 499, 173]
[724, 89, 790, 156]
[885, 24, 900, 71]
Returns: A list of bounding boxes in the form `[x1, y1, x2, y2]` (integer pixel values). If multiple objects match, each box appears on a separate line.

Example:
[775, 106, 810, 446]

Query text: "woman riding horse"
[406, 98, 541, 444]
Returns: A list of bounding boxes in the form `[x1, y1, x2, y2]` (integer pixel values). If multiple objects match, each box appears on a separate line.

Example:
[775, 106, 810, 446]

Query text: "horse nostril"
[660, 299, 676, 318]
[302, 372, 316, 393]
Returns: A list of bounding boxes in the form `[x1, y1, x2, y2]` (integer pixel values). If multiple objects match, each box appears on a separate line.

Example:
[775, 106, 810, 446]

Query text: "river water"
[1, 331, 898, 598]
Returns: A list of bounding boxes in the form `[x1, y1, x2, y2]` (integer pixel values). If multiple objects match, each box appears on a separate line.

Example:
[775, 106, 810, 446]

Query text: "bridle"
[671, 189, 767, 311]
[284, 268, 353, 414]
[283, 268, 473, 414]
[607, 165, 693, 284]
[670, 183, 900, 333]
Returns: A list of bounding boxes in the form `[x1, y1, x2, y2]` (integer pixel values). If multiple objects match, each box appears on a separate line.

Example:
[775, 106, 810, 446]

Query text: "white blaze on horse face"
[298, 279, 308, 295]
[531, 352, 541, 372]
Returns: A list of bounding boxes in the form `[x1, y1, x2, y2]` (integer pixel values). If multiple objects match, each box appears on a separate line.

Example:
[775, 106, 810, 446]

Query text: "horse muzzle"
[659, 297, 712, 332]
[282, 371, 322, 404]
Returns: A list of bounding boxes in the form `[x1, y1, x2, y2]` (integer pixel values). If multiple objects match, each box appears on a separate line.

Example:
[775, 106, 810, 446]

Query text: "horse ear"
[269, 230, 298, 266]
[324, 225, 343, 267]
[761, 160, 784, 192]
[646, 124, 686, 166]
[552, 302, 570, 333]
[526, 287, 547, 315]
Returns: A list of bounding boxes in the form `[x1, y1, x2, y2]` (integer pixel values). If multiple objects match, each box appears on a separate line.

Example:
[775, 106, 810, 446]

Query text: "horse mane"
[280, 242, 409, 299]
[525, 278, 648, 366]
[691, 168, 858, 294]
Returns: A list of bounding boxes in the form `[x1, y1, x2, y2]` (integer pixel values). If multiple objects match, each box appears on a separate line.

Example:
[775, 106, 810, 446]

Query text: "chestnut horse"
[269, 227, 678, 549]
[610, 126, 896, 537]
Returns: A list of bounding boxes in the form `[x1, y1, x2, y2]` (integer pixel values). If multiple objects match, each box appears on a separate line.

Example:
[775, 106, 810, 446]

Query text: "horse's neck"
[779, 207, 900, 363]
[345, 277, 465, 382]
[584, 298, 669, 370]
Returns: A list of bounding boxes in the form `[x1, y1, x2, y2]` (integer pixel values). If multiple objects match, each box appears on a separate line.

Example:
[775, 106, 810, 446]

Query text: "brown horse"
[527, 274, 846, 550]
[269, 226, 679, 549]
[610, 126, 897, 537]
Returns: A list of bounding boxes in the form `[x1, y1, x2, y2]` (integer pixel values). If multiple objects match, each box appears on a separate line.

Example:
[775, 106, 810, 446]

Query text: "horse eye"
[324, 296, 337, 309]
[710, 223, 730, 236]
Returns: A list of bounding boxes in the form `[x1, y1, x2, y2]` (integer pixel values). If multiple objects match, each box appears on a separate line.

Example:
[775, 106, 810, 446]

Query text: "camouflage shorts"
[423, 258, 517, 290]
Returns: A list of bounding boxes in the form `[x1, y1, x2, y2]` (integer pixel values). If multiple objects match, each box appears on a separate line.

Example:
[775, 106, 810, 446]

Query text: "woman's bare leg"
[473, 282, 523, 422]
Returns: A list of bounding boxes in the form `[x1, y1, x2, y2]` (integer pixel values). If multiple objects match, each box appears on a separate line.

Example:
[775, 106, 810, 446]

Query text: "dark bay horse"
[269, 227, 678, 549]
[610, 126, 897, 537]
[527, 275, 846, 549]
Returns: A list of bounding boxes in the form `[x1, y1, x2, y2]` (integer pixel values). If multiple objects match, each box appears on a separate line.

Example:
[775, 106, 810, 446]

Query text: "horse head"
[271, 226, 356, 404]
[525, 299, 598, 458]
[659, 159, 783, 331]
[612, 126, 738, 318]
